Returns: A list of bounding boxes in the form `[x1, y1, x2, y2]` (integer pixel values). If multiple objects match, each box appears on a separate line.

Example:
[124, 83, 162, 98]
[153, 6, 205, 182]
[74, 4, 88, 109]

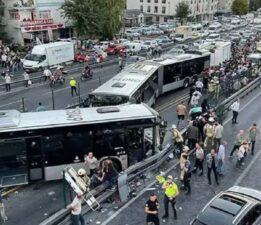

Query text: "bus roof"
[0, 104, 157, 132]
[91, 63, 159, 97]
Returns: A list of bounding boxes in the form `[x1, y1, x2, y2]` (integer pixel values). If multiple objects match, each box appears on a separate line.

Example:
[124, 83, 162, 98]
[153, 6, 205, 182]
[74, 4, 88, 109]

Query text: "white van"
[23, 42, 74, 72]
[247, 53, 261, 66]
[125, 42, 142, 54]
[209, 23, 222, 34]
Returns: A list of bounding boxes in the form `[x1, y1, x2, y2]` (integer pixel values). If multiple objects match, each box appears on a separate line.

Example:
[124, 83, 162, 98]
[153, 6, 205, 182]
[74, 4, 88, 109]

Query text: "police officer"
[162, 175, 179, 220]
[69, 77, 78, 97]
[145, 193, 160, 225]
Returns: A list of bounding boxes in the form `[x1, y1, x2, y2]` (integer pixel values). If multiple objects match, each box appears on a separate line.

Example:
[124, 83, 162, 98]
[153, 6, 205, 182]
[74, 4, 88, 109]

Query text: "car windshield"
[144, 42, 151, 45]
[209, 27, 216, 30]
[25, 54, 44, 62]
[175, 34, 184, 38]
[90, 95, 129, 107]
[208, 35, 218, 39]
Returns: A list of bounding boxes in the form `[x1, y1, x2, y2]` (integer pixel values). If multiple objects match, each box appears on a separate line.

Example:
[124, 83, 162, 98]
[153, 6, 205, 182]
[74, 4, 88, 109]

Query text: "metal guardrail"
[39, 75, 261, 225]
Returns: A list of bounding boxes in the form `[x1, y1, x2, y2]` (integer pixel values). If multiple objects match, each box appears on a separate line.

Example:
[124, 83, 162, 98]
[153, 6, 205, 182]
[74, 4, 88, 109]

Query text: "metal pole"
[99, 76, 102, 85]
[22, 97, 25, 112]
[62, 171, 67, 207]
[78, 82, 81, 104]
[51, 88, 55, 110]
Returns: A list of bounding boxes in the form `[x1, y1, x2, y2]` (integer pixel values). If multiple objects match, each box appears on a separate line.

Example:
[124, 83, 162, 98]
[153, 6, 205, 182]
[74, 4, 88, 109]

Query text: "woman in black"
[145, 193, 160, 225]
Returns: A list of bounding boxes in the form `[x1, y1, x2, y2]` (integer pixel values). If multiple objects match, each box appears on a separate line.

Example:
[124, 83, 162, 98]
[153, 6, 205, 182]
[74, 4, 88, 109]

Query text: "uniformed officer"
[145, 193, 160, 225]
[69, 77, 78, 97]
[162, 175, 179, 220]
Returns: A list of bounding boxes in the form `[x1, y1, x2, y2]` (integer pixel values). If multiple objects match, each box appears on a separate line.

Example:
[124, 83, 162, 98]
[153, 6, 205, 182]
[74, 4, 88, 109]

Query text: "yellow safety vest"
[70, 79, 76, 87]
[208, 83, 215, 92]
[164, 182, 178, 198]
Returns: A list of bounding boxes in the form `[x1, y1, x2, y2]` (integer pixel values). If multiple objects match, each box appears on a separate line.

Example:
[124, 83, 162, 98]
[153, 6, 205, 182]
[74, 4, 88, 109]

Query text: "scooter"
[81, 70, 93, 81]
[49, 75, 65, 87]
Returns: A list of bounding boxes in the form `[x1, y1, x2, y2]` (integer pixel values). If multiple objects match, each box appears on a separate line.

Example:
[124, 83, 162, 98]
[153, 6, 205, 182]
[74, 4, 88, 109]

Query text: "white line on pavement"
[0, 99, 22, 108]
[101, 88, 261, 225]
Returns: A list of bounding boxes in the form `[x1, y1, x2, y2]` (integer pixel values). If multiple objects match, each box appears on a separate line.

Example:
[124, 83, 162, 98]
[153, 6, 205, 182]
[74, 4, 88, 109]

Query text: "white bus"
[89, 51, 210, 107]
[0, 104, 164, 187]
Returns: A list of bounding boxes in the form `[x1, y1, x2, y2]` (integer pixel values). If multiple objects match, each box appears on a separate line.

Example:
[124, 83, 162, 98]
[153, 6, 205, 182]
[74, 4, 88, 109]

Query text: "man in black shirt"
[145, 193, 160, 225]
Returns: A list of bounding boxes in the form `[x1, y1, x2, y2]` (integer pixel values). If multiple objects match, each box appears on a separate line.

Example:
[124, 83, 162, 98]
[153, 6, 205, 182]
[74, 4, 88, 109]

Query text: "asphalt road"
[2, 86, 261, 225]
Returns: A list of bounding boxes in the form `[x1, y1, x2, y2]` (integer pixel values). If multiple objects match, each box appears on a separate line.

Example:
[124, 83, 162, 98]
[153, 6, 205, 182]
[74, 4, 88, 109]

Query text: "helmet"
[209, 117, 214, 122]
[183, 146, 190, 152]
[167, 175, 173, 180]
[172, 124, 177, 129]
[78, 168, 86, 176]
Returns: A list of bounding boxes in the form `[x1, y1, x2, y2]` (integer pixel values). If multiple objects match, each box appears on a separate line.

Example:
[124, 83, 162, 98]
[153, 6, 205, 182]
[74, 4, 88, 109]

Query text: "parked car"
[125, 29, 141, 38]
[156, 39, 172, 48]
[141, 40, 158, 50]
[190, 186, 261, 225]
[206, 33, 221, 42]
[94, 41, 110, 51]
[157, 35, 171, 41]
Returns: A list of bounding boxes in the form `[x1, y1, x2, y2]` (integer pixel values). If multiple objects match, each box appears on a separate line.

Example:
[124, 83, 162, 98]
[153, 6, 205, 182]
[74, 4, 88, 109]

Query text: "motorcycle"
[81, 69, 93, 81]
[49, 75, 65, 87]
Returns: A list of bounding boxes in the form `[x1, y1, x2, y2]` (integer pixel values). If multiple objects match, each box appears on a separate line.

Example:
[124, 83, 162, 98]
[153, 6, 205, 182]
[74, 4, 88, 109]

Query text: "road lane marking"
[100, 88, 261, 225]
[0, 100, 22, 108]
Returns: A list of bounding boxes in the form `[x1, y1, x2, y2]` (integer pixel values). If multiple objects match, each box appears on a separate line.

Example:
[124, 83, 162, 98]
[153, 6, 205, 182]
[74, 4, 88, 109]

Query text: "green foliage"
[231, 0, 249, 16]
[61, 0, 124, 40]
[175, 1, 190, 24]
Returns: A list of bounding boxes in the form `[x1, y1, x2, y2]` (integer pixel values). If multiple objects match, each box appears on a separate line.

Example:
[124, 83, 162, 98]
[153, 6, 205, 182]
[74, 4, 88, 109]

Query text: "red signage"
[20, 18, 54, 27]
[21, 23, 64, 33]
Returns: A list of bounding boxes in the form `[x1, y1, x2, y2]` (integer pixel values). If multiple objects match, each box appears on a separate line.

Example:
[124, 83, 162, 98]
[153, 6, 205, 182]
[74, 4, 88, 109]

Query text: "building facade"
[3, 0, 71, 45]
[216, 0, 232, 15]
[126, 0, 218, 24]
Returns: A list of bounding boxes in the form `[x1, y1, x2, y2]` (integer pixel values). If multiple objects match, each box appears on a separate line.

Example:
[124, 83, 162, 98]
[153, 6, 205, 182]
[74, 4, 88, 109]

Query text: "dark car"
[190, 186, 261, 225]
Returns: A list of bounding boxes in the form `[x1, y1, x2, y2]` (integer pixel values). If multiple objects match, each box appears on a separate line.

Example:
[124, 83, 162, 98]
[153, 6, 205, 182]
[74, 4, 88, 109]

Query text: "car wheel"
[183, 79, 189, 88]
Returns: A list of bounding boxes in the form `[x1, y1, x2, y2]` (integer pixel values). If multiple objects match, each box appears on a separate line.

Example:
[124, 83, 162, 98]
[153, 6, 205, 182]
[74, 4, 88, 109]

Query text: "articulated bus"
[89, 50, 210, 107]
[0, 104, 164, 187]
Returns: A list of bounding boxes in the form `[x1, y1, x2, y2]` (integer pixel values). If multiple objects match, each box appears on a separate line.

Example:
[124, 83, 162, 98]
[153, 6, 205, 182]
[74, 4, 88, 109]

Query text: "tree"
[231, 0, 249, 16]
[61, 0, 124, 39]
[175, 1, 190, 25]
[61, 0, 104, 38]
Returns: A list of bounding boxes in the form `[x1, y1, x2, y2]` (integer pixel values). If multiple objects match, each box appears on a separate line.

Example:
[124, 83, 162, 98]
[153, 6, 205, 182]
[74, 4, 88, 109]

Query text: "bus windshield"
[90, 94, 129, 107]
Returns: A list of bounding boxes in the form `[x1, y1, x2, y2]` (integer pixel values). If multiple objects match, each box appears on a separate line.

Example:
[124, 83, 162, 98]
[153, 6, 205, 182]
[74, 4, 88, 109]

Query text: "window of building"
[140, 5, 143, 12]
[154, 0, 158, 3]
[147, 5, 151, 13]
[191, 0, 193, 3]
[147, 0, 151, 3]
[9, 10, 19, 20]
[140, 0, 143, 2]
[39, 10, 51, 19]
[162, 0, 166, 3]
[162, 6, 166, 14]
[154, 6, 158, 13]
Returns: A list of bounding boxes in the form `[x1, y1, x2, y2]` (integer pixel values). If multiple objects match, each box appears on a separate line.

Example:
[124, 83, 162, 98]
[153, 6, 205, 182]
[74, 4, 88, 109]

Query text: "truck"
[23, 42, 74, 72]
[204, 41, 231, 66]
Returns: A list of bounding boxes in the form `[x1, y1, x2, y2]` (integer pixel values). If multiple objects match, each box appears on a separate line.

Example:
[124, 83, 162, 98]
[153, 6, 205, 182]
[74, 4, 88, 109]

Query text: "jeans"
[230, 145, 240, 156]
[163, 195, 177, 218]
[193, 158, 204, 174]
[232, 111, 238, 123]
[207, 166, 219, 184]
[183, 172, 191, 193]
[72, 214, 85, 225]
[5, 84, 11, 92]
[71, 86, 78, 97]
[216, 159, 223, 175]
[251, 141, 256, 155]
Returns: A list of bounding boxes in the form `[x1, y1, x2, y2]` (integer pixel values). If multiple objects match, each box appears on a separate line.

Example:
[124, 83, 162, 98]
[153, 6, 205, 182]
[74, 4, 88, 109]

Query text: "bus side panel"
[158, 67, 164, 95]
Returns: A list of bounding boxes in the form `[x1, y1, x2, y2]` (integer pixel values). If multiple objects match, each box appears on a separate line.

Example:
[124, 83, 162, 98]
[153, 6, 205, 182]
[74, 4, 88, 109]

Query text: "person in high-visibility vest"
[69, 77, 78, 97]
[162, 175, 179, 220]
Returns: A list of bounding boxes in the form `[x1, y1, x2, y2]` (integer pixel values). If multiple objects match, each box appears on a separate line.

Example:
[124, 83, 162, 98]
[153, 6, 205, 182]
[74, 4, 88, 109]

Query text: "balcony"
[9, 2, 35, 11]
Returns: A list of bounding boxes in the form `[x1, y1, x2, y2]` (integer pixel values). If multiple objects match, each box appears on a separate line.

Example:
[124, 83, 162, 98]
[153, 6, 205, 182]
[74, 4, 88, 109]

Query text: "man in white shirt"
[217, 141, 226, 176]
[43, 67, 52, 81]
[195, 79, 204, 92]
[84, 152, 98, 176]
[67, 192, 85, 225]
[230, 99, 240, 124]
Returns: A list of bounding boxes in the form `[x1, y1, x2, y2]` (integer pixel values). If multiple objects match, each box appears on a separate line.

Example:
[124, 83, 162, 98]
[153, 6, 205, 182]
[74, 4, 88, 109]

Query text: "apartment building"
[126, 0, 218, 23]
[3, 0, 71, 45]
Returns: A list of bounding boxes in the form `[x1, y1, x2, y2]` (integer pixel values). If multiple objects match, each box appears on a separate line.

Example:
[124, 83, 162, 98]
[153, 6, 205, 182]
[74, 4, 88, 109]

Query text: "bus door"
[0, 138, 29, 187]
[26, 136, 44, 181]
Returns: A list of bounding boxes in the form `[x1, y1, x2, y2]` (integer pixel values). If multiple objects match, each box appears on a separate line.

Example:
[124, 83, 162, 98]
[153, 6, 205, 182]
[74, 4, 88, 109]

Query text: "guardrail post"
[78, 82, 81, 104]
[51, 88, 55, 110]
[99, 76, 101, 85]
[22, 97, 25, 112]
[62, 170, 68, 208]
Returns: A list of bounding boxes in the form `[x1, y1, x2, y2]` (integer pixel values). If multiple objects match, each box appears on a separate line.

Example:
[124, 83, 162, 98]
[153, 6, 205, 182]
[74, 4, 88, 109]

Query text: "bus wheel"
[183, 79, 189, 88]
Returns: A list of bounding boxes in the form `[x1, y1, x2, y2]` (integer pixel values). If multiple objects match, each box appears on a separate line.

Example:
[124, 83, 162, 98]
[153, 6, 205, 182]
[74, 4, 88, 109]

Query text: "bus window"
[127, 128, 143, 166]
[163, 63, 182, 84]
[182, 60, 195, 78]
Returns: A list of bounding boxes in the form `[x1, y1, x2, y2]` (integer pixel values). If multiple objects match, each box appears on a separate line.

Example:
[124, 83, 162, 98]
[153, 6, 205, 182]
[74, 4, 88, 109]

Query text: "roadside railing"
[39, 74, 261, 225]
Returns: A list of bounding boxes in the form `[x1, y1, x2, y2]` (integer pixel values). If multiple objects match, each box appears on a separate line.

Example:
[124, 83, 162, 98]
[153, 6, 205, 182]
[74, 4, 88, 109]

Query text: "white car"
[125, 30, 141, 38]
[206, 33, 220, 42]
[141, 40, 158, 50]
[198, 30, 209, 38]
[94, 41, 110, 51]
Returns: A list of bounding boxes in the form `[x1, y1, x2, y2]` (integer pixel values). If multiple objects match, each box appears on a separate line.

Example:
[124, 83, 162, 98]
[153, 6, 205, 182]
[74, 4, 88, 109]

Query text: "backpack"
[206, 125, 214, 138]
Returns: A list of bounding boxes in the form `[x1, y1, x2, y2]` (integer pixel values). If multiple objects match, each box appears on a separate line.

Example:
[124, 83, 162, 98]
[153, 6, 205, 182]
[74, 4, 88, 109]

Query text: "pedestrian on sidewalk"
[236, 141, 248, 168]
[145, 193, 160, 225]
[248, 123, 259, 155]
[192, 143, 204, 176]
[183, 154, 192, 195]
[230, 99, 240, 124]
[176, 101, 187, 127]
[162, 175, 179, 220]
[66, 192, 85, 225]
[203, 117, 216, 149]
[0, 193, 8, 224]
[214, 122, 224, 150]
[229, 130, 245, 157]
[171, 124, 184, 157]
[206, 149, 219, 185]
[69, 77, 78, 97]
[43, 67, 52, 81]
[23, 71, 30, 87]
[217, 141, 226, 176]
[4, 74, 11, 92]
[186, 121, 199, 150]
[118, 56, 123, 71]
[180, 146, 189, 183]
